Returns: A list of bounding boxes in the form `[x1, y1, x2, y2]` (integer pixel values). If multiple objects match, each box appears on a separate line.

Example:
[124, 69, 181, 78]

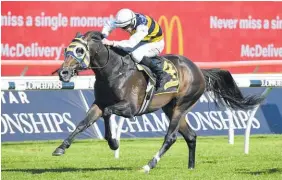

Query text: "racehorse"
[52, 31, 263, 173]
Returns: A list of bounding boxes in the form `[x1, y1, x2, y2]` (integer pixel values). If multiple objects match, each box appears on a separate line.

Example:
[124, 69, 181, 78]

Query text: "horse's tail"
[201, 69, 264, 110]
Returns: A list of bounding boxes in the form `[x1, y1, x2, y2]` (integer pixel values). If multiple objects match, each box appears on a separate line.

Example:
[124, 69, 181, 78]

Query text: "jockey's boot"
[140, 56, 170, 92]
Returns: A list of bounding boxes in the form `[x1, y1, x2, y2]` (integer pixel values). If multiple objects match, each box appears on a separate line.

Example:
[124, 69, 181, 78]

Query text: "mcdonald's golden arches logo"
[158, 16, 183, 55]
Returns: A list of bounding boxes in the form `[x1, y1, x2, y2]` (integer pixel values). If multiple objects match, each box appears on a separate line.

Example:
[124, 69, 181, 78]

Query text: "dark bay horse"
[52, 31, 263, 173]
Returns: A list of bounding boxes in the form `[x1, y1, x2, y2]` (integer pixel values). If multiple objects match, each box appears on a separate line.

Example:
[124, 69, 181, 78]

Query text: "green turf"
[2, 135, 282, 180]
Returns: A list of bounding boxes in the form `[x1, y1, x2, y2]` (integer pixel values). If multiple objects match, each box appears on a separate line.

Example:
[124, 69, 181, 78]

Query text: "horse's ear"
[75, 32, 82, 38]
[100, 32, 105, 40]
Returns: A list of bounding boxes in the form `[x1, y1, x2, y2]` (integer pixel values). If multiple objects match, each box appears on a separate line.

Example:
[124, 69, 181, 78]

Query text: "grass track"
[2, 135, 282, 180]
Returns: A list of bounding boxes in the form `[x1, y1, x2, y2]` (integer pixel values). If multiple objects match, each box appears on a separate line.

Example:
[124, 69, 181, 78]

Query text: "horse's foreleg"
[52, 104, 102, 156]
[103, 115, 119, 150]
[103, 101, 135, 118]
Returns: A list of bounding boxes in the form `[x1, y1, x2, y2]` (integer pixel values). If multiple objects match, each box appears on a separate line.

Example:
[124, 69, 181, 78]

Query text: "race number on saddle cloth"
[101, 8, 178, 94]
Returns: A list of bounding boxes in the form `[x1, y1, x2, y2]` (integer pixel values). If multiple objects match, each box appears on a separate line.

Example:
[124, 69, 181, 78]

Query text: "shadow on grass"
[2, 167, 133, 174]
[201, 160, 217, 164]
[236, 168, 282, 175]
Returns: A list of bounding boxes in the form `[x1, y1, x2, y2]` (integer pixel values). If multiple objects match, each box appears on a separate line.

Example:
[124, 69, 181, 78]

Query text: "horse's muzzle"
[58, 67, 73, 82]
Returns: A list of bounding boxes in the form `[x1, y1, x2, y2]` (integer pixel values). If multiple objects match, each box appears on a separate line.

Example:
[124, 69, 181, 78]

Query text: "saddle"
[136, 56, 180, 114]
[109, 47, 180, 113]
[110, 47, 179, 91]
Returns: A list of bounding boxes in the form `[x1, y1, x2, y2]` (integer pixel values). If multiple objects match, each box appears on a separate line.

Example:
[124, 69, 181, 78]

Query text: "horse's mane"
[84, 31, 129, 57]
[84, 31, 104, 41]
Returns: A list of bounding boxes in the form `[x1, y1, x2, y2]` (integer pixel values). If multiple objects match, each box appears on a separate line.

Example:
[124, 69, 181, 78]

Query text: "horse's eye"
[76, 48, 84, 57]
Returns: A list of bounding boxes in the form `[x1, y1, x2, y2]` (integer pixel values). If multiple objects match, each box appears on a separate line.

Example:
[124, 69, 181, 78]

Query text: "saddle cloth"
[137, 58, 180, 95]
[136, 58, 180, 114]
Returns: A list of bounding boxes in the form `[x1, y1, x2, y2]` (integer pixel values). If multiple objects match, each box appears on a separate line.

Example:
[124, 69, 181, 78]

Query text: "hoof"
[108, 139, 119, 150]
[52, 147, 65, 156]
[142, 165, 150, 174]
[188, 166, 195, 170]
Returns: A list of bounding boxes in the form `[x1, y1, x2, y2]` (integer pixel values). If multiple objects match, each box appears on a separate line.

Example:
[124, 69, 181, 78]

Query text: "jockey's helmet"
[114, 8, 136, 29]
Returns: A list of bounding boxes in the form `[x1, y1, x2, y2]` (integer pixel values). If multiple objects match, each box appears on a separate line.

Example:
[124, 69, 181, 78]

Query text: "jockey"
[101, 8, 170, 92]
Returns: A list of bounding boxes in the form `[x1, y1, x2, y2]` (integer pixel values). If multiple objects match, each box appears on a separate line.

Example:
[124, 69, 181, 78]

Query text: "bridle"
[52, 36, 110, 75]
[87, 39, 110, 70]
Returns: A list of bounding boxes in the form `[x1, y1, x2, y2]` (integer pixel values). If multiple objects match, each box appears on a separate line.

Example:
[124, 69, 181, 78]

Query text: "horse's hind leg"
[142, 98, 196, 173]
[52, 104, 102, 156]
[179, 116, 197, 169]
[175, 88, 203, 170]
[142, 104, 180, 173]
[142, 81, 203, 172]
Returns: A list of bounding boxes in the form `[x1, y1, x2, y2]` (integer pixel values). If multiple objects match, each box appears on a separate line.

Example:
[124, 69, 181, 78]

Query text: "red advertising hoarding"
[1, 1, 282, 75]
